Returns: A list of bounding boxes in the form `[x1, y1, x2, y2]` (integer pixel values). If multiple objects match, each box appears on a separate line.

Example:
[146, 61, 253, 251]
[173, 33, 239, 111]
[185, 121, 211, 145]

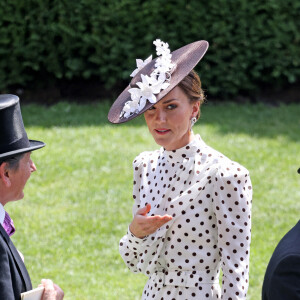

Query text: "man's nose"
[30, 159, 37, 172]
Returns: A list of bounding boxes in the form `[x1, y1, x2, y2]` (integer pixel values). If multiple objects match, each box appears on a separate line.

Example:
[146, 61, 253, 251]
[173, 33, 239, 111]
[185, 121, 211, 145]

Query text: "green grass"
[7, 101, 299, 299]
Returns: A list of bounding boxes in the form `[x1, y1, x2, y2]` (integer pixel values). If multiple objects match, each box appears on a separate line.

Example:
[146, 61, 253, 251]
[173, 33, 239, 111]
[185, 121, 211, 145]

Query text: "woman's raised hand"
[129, 204, 172, 238]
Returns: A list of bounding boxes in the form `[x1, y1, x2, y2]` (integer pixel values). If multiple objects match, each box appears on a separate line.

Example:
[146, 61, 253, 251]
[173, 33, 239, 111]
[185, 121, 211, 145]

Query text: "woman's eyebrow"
[162, 98, 179, 104]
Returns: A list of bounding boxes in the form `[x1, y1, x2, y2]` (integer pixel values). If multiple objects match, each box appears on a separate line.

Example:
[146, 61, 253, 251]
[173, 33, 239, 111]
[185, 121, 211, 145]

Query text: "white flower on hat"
[153, 39, 171, 56]
[130, 55, 153, 77]
[120, 39, 175, 119]
[122, 99, 139, 118]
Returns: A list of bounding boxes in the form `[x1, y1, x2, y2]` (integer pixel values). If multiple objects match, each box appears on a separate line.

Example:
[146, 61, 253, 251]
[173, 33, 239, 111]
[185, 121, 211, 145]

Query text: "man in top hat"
[262, 169, 300, 300]
[0, 94, 64, 300]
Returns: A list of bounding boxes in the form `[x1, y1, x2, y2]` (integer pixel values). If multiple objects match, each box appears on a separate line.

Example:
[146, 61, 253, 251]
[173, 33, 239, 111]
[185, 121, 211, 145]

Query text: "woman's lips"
[155, 129, 171, 135]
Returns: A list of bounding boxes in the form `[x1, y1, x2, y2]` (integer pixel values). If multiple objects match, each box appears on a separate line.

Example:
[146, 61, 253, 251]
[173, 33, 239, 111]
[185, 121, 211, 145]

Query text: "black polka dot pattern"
[119, 135, 252, 299]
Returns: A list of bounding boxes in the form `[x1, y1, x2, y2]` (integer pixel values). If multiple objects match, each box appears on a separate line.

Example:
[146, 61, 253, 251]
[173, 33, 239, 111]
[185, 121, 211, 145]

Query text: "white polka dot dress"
[119, 135, 252, 299]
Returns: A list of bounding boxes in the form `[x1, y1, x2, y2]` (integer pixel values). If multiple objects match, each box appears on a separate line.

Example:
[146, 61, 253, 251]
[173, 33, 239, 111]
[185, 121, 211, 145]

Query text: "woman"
[108, 39, 252, 299]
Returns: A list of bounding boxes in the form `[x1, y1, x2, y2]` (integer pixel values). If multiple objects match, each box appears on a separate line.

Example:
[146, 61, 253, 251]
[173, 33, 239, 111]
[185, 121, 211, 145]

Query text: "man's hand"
[129, 204, 172, 238]
[40, 279, 64, 300]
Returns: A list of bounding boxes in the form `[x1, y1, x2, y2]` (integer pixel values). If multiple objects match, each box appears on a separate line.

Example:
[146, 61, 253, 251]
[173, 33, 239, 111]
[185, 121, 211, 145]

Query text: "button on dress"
[119, 135, 252, 299]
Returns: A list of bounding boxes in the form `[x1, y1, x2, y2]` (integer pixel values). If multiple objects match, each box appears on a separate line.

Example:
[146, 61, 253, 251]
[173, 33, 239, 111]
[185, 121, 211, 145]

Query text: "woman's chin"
[153, 137, 172, 149]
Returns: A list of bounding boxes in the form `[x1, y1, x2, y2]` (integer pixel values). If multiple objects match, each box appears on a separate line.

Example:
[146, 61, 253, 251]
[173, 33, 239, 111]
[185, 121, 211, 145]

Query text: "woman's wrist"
[129, 223, 145, 239]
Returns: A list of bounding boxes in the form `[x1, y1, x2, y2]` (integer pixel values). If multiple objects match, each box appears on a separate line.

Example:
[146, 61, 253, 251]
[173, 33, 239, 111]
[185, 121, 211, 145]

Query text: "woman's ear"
[192, 101, 200, 118]
[0, 163, 12, 187]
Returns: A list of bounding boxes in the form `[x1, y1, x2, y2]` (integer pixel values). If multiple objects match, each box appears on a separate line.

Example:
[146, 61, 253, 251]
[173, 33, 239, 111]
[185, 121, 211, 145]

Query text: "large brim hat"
[108, 39, 209, 124]
[0, 94, 45, 161]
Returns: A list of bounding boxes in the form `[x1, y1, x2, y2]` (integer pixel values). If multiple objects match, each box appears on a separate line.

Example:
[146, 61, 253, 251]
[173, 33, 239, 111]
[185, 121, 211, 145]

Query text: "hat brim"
[0, 140, 45, 160]
[108, 40, 209, 124]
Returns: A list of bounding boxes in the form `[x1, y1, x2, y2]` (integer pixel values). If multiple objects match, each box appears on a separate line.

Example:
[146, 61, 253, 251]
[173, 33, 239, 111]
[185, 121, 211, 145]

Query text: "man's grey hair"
[0, 153, 25, 171]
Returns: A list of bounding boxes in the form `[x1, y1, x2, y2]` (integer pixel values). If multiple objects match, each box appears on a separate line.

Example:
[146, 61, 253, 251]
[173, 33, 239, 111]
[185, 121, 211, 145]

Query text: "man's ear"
[0, 163, 11, 187]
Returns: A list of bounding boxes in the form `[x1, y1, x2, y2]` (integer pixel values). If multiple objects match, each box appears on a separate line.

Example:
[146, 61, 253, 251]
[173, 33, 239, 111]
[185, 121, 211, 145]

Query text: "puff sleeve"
[119, 153, 154, 273]
[213, 163, 252, 299]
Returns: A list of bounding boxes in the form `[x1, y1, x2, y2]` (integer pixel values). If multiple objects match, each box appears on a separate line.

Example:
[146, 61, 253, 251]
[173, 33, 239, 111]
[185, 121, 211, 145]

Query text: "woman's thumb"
[138, 203, 151, 216]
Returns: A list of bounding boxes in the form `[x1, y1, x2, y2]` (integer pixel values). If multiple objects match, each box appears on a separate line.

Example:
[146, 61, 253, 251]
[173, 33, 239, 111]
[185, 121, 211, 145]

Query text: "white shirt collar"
[0, 203, 5, 225]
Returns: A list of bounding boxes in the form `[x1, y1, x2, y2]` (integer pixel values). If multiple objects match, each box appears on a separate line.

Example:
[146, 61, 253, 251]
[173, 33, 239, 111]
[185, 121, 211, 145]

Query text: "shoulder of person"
[215, 157, 250, 180]
[271, 252, 300, 283]
[272, 224, 300, 260]
[264, 252, 300, 300]
[197, 142, 250, 179]
[132, 149, 161, 168]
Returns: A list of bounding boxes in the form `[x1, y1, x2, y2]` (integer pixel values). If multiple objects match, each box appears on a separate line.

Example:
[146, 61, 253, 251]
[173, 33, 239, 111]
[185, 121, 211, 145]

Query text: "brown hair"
[178, 69, 205, 119]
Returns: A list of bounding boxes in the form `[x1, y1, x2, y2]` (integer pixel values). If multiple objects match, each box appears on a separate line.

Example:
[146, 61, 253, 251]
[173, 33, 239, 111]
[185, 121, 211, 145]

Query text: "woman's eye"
[167, 104, 177, 109]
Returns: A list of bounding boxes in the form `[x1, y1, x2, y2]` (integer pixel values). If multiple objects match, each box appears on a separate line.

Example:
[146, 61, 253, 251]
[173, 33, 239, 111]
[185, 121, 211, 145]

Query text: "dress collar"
[162, 134, 202, 164]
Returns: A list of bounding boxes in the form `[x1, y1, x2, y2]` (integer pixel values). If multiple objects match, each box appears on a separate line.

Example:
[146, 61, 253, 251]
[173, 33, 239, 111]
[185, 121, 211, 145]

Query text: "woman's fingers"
[130, 205, 172, 238]
[146, 215, 172, 231]
[136, 203, 151, 216]
[147, 214, 172, 227]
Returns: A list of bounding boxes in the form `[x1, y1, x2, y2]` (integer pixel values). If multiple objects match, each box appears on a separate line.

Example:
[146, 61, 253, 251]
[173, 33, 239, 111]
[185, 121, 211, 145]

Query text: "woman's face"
[144, 86, 200, 151]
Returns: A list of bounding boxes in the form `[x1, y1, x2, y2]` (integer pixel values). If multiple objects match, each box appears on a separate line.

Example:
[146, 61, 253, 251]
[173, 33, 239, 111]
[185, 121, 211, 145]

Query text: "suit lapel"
[0, 225, 32, 291]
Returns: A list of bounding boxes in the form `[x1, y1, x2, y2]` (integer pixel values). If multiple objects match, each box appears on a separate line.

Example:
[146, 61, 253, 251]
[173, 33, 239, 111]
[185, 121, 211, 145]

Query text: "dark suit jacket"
[0, 225, 32, 300]
[262, 220, 300, 300]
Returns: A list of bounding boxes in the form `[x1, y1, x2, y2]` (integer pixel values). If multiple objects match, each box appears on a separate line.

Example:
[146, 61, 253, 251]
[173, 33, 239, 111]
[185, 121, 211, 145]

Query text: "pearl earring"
[190, 117, 197, 128]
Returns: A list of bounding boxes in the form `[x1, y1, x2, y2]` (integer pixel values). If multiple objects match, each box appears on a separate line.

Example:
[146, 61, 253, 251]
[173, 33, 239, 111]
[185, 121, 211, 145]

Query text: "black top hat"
[0, 94, 45, 161]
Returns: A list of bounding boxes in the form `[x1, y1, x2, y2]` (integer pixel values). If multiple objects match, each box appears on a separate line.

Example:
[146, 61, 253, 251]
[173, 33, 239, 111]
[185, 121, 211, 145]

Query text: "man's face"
[10, 152, 36, 201]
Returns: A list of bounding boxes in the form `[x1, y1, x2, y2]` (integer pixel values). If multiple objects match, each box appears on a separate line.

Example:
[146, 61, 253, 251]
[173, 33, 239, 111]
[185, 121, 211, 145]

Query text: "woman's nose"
[155, 109, 166, 122]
